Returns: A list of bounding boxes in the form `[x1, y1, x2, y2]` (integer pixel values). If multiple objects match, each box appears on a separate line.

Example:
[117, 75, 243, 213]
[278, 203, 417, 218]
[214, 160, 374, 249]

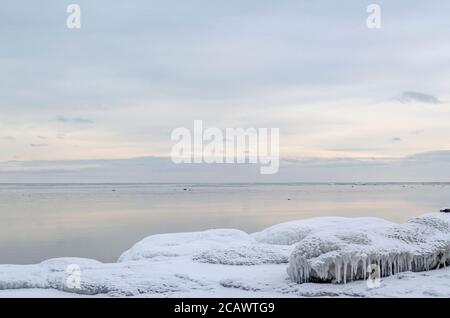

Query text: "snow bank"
[286, 213, 450, 283]
[118, 229, 253, 261]
[0, 258, 105, 294]
[0, 230, 290, 296]
[192, 244, 290, 265]
[119, 228, 290, 265]
[251, 217, 391, 245]
[0, 258, 213, 296]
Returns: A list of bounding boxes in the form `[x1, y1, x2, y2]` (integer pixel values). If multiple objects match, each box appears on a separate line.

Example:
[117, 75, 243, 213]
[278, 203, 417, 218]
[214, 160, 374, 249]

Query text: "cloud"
[1, 1, 450, 164]
[29, 143, 48, 147]
[327, 147, 386, 152]
[399, 91, 439, 104]
[411, 129, 424, 135]
[405, 150, 450, 162]
[56, 116, 93, 124]
[0, 160, 98, 173]
[3, 150, 450, 183]
[392, 137, 402, 142]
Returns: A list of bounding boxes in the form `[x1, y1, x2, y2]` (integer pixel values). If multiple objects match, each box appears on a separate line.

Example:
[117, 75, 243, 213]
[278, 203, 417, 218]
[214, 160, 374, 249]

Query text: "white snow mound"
[119, 228, 290, 265]
[252, 217, 391, 245]
[286, 213, 450, 283]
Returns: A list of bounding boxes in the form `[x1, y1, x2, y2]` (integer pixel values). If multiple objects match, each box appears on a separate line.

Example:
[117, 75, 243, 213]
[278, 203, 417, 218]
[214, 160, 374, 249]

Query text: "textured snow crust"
[285, 213, 450, 283]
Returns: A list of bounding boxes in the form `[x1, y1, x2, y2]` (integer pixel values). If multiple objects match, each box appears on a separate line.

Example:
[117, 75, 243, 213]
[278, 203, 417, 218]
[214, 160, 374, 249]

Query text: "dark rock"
[440, 208, 450, 213]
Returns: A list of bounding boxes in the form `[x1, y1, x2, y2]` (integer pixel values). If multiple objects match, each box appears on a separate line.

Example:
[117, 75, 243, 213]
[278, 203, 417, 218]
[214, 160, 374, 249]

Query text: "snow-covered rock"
[287, 213, 450, 283]
[0, 258, 104, 294]
[118, 229, 253, 262]
[192, 244, 290, 265]
[119, 228, 291, 265]
[251, 217, 391, 245]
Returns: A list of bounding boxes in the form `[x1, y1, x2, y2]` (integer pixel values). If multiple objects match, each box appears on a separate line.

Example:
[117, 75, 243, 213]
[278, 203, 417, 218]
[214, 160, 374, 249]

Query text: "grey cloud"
[327, 147, 386, 152]
[405, 150, 450, 162]
[1, 1, 450, 169]
[29, 143, 48, 147]
[392, 137, 402, 142]
[1, 1, 450, 115]
[4, 150, 450, 183]
[400, 91, 439, 104]
[56, 116, 93, 124]
[411, 129, 424, 135]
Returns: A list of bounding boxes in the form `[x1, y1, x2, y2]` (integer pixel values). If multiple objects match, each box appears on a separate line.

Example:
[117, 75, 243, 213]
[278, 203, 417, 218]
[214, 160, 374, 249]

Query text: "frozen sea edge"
[1, 212, 450, 297]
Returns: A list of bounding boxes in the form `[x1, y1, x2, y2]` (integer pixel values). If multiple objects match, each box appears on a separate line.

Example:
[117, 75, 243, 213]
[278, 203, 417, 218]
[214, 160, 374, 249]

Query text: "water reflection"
[0, 183, 448, 264]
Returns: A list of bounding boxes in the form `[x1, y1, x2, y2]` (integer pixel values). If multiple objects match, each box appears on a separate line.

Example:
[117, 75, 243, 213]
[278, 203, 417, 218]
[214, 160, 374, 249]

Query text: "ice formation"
[251, 217, 392, 245]
[0, 213, 449, 296]
[192, 245, 290, 265]
[119, 228, 291, 266]
[118, 229, 290, 263]
[118, 229, 252, 261]
[285, 213, 450, 283]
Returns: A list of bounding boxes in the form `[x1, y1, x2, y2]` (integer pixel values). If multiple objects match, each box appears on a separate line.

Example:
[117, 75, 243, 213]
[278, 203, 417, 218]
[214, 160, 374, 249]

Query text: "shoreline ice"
[283, 213, 450, 283]
[1, 213, 450, 297]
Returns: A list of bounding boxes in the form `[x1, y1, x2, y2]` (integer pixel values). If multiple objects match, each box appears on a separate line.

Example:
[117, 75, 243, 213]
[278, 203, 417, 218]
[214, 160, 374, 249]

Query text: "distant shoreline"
[1, 182, 450, 186]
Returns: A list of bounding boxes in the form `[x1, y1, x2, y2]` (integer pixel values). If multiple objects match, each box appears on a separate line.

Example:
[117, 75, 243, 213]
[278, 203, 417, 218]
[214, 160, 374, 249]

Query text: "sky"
[1, 1, 450, 182]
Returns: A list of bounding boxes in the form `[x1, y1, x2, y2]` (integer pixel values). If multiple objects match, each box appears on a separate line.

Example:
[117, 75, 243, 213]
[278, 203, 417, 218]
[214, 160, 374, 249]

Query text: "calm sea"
[0, 183, 449, 264]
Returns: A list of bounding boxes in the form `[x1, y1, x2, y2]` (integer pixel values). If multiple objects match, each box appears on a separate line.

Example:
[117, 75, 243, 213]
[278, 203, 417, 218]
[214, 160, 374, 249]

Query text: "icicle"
[343, 261, 347, 284]
[286, 213, 450, 284]
[337, 261, 341, 283]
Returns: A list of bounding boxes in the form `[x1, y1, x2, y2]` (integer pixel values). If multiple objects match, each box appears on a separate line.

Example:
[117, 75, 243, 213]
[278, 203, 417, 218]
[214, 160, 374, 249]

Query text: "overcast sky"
[1, 1, 450, 181]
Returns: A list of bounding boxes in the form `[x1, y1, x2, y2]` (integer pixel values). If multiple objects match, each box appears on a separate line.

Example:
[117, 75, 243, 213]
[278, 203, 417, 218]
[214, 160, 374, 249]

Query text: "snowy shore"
[1, 213, 450, 297]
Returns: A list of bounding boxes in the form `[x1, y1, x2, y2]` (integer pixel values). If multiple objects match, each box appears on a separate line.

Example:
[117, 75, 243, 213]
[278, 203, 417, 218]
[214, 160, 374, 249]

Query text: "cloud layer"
[1, 1, 450, 181]
[2, 150, 450, 183]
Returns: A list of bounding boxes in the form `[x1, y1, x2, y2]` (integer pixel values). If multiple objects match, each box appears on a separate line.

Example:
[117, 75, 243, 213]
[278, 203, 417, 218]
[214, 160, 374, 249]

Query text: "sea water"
[0, 183, 448, 264]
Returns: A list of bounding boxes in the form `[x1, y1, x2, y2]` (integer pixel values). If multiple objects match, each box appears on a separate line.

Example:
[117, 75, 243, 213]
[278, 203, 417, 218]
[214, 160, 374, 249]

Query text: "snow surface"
[285, 213, 450, 284]
[1, 213, 450, 297]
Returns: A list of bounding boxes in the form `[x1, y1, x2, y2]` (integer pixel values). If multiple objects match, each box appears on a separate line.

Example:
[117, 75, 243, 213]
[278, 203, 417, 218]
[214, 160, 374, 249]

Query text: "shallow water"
[0, 183, 449, 264]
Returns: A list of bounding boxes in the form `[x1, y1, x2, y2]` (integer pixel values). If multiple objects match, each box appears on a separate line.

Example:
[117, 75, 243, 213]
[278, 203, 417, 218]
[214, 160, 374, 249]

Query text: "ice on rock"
[192, 244, 290, 265]
[0, 258, 104, 294]
[286, 213, 450, 283]
[40, 257, 102, 269]
[251, 217, 391, 245]
[119, 228, 290, 265]
[0, 259, 210, 296]
[118, 229, 255, 262]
